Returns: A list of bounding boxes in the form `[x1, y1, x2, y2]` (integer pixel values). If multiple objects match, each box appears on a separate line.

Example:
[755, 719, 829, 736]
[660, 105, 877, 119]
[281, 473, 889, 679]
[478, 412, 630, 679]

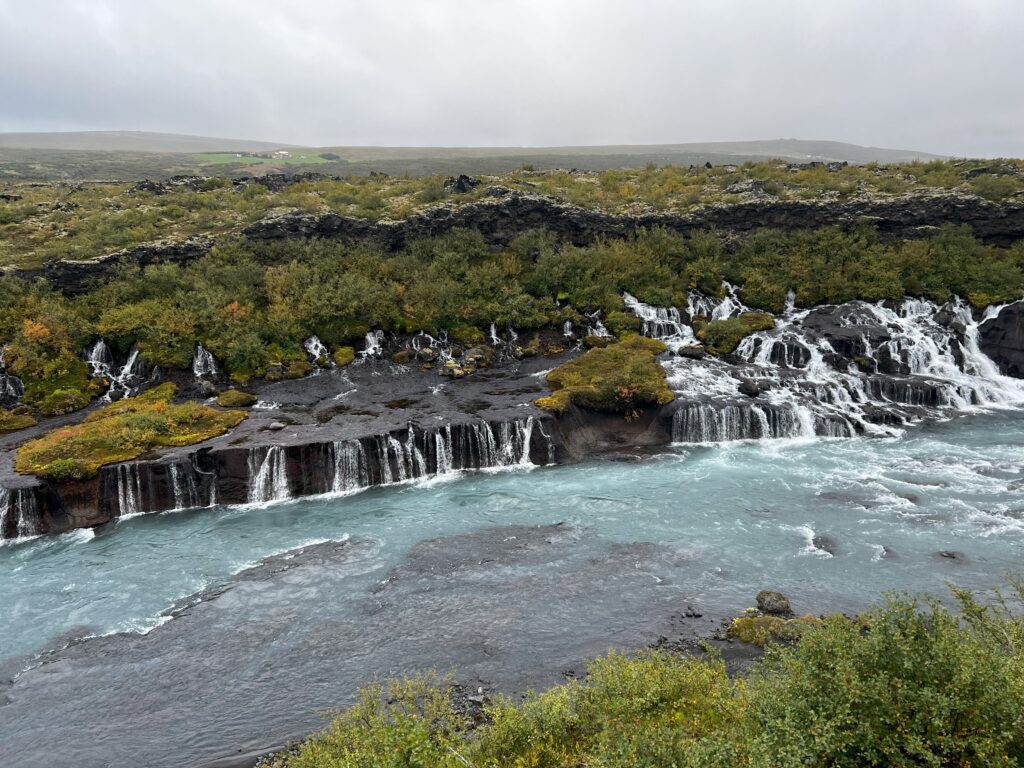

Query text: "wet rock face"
[980, 301, 1024, 376]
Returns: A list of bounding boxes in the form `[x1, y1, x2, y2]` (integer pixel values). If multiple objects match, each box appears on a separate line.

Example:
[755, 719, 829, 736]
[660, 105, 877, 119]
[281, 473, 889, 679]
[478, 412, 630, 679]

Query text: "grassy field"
[195, 152, 328, 166]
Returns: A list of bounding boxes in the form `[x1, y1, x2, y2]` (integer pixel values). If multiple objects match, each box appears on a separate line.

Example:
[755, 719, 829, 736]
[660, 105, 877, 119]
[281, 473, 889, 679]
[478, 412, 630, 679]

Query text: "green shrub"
[537, 336, 674, 417]
[277, 588, 1024, 768]
[698, 312, 775, 354]
[37, 388, 91, 417]
[746, 594, 1024, 767]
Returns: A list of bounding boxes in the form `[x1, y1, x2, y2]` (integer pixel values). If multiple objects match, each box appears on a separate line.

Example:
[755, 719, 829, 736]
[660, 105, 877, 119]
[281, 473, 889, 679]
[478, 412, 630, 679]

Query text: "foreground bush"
[278, 589, 1024, 768]
[536, 336, 674, 417]
[15, 383, 245, 480]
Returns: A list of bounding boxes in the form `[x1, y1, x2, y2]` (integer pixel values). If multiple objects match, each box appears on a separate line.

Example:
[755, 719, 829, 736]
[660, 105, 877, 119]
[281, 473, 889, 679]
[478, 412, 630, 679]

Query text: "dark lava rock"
[444, 174, 480, 193]
[737, 378, 769, 398]
[812, 535, 839, 555]
[676, 344, 706, 359]
[980, 301, 1024, 377]
[934, 550, 965, 562]
[756, 590, 793, 616]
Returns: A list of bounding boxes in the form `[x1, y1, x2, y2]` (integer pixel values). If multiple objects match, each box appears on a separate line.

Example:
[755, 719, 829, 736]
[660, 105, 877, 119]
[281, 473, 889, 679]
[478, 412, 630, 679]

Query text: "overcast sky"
[1, 0, 1021, 156]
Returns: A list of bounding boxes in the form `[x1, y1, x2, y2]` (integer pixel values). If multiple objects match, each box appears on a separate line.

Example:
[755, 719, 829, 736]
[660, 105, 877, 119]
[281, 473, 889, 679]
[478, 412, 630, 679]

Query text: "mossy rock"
[698, 312, 775, 354]
[582, 335, 615, 349]
[15, 383, 246, 481]
[0, 408, 38, 434]
[333, 346, 356, 367]
[216, 389, 257, 407]
[285, 360, 313, 379]
[536, 336, 674, 418]
[392, 349, 415, 364]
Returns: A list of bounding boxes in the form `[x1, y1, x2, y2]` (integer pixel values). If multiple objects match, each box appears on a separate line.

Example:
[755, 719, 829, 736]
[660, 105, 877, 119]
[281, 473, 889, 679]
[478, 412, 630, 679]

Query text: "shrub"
[699, 312, 775, 354]
[15, 383, 245, 480]
[746, 594, 1024, 767]
[537, 336, 674, 417]
[37, 388, 91, 417]
[216, 389, 257, 407]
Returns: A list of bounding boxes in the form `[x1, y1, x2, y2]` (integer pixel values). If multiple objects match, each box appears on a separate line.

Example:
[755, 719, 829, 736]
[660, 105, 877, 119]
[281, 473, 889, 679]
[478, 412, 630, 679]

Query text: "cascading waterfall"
[360, 330, 385, 358]
[303, 336, 331, 367]
[87, 339, 146, 398]
[0, 346, 24, 406]
[115, 463, 145, 517]
[169, 462, 202, 510]
[648, 292, 1024, 445]
[247, 446, 291, 504]
[192, 344, 218, 379]
[325, 418, 544, 496]
[623, 292, 697, 351]
[0, 487, 41, 540]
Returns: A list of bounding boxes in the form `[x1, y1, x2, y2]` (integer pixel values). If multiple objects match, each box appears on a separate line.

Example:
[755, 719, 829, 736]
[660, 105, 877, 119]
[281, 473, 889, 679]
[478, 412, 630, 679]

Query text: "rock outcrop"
[980, 301, 1024, 376]
[10, 189, 1024, 296]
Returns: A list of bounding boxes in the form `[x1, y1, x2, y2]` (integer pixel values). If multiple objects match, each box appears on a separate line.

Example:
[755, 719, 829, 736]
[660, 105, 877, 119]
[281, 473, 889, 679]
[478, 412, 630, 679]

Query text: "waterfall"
[86, 340, 146, 398]
[563, 320, 574, 338]
[0, 347, 24, 406]
[665, 296, 1024, 445]
[322, 417, 544, 498]
[169, 462, 202, 510]
[622, 292, 699, 352]
[115, 464, 145, 517]
[360, 330, 385, 358]
[192, 343, 218, 379]
[330, 440, 370, 493]
[247, 446, 291, 504]
[0, 488, 41, 540]
[303, 336, 331, 366]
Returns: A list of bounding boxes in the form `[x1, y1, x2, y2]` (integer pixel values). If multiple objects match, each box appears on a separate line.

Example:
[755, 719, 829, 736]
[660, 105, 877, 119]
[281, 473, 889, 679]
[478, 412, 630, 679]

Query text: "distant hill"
[312, 139, 946, 165]
[0, 133, 947, 181]
[0, 131, 291, 153]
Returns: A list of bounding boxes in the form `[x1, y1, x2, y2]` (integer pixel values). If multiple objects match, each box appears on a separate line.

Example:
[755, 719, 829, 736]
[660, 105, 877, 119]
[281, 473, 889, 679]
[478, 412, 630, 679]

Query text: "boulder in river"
[756, 590, 793, 616]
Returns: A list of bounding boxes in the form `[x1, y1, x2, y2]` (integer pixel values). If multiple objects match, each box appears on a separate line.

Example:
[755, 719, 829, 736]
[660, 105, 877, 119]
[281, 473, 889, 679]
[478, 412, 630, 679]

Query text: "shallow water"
[2, 410, 1024, 767]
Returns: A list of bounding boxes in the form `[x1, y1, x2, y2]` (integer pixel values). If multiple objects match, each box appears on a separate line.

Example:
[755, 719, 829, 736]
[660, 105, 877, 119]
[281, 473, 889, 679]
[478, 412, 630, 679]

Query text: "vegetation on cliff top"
[14, 383, 245, 481]
[536, 336, 674, 417]
[1, 159, 1021, 270]
[273, 587, 1024, 768]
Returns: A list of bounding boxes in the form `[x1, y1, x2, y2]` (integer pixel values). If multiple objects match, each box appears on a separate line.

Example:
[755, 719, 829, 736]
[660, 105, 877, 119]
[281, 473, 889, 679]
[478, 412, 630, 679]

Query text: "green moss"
[0, 408, 37, 434]
[216, 389, 257, 407]
[332, 346, 355, 366]
[604, 310, 642, 336]
[582, 335, 615, 348]
[537, 336, 674, 417]
[698, 312, 775, 354]
[15, 383, 245, 481]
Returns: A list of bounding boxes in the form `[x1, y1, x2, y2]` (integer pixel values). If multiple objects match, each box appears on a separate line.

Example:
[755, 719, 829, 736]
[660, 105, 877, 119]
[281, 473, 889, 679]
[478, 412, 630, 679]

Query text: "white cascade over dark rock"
[192, 343, 218, 379]
[627, 291, 1024, 444]
[0, 487, 41, 541]
[86, 339, 146, 399]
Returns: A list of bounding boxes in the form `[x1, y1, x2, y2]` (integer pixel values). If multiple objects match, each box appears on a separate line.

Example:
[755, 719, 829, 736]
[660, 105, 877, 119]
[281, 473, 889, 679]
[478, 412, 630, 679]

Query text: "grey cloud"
[0, 0, 1021, 155]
